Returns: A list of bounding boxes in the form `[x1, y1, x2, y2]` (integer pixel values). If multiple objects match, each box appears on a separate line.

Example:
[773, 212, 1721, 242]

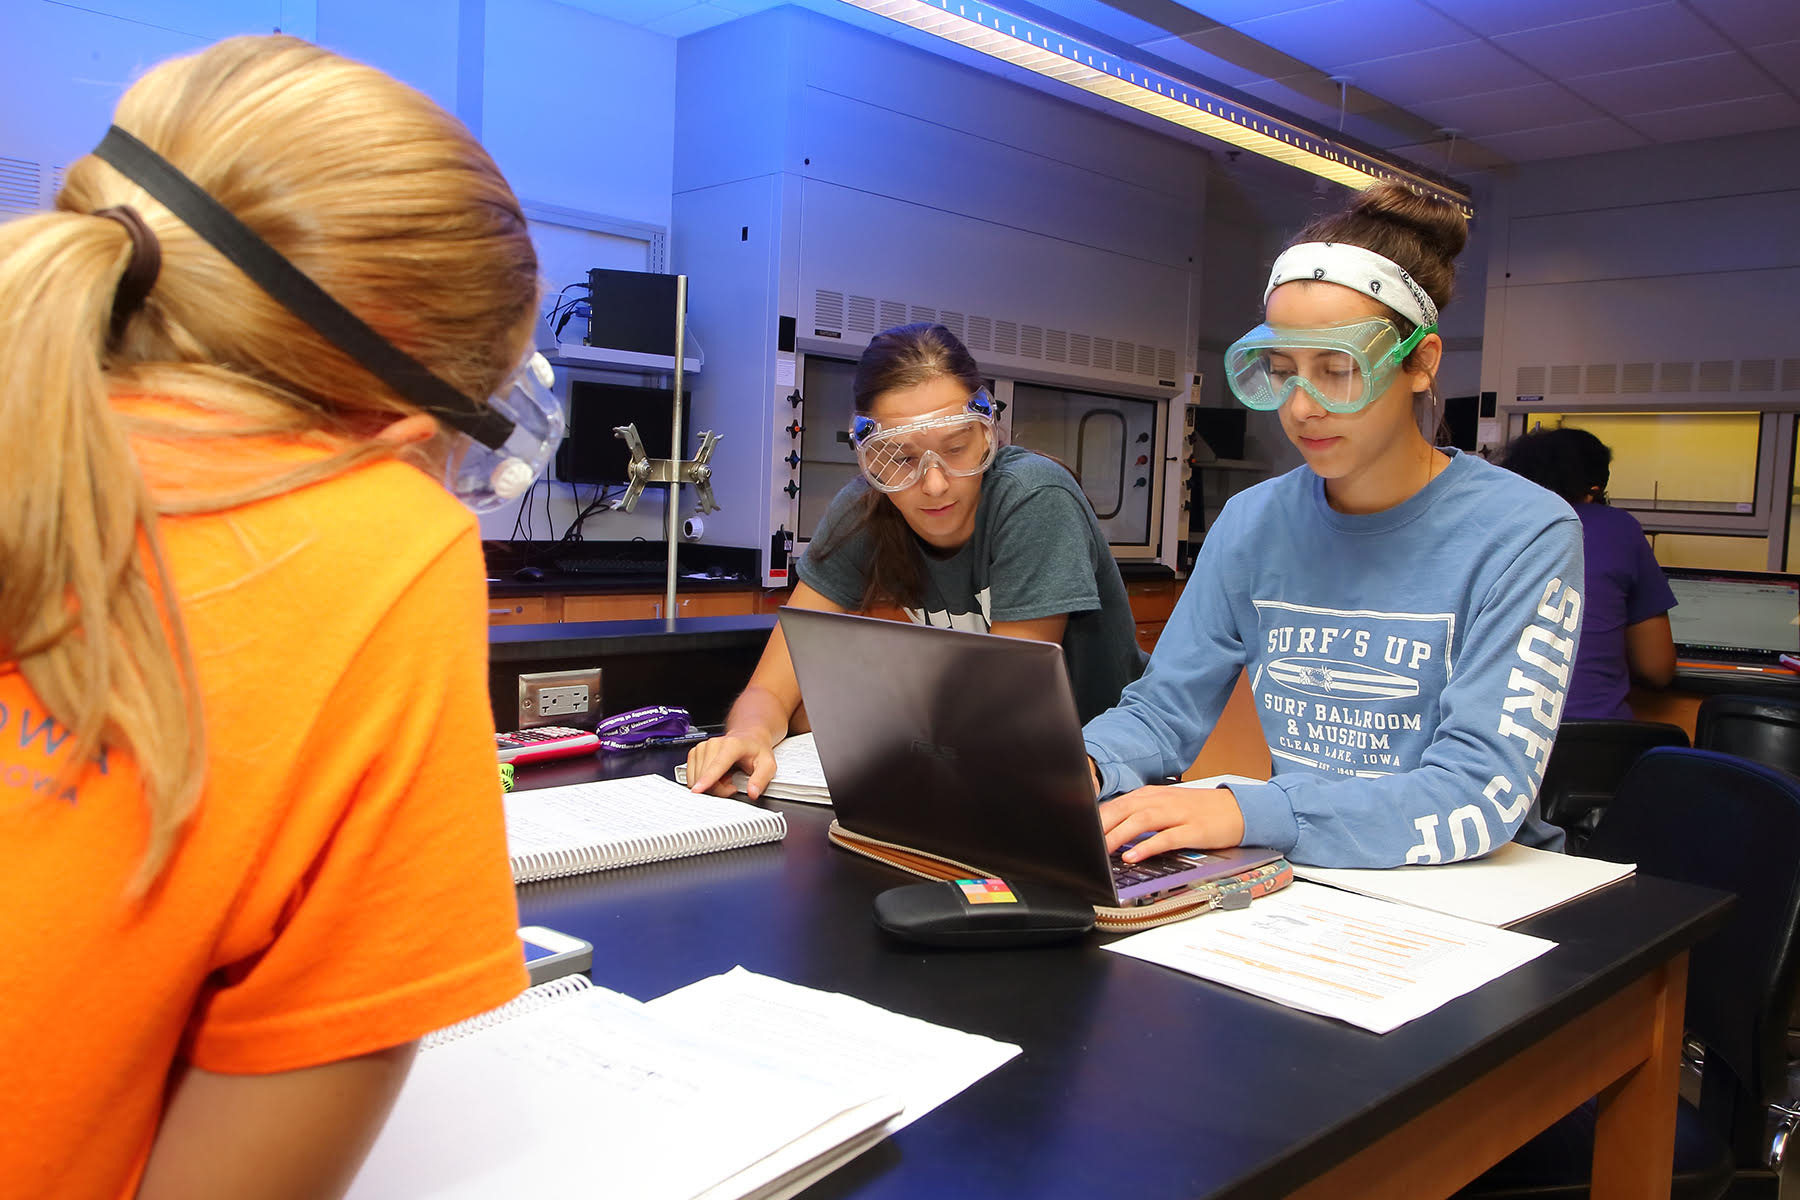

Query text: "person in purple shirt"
[1499, 427, 1677, 719]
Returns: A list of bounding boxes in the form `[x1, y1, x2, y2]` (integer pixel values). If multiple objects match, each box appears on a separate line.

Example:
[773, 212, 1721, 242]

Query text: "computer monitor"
[552, 380, 690, 486]
[1664, 568, 1800, 665]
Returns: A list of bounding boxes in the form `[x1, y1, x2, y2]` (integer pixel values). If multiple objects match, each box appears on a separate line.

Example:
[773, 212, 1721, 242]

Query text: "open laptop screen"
[1664, 570, 1800, 660]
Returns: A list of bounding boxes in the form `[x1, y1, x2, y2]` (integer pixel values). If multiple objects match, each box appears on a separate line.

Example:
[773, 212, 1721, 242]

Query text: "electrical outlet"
[517, 668, 601, 729]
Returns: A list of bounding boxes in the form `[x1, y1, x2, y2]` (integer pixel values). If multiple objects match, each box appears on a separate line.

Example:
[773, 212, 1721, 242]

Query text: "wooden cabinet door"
[562, 593, 663, 622]
[488, 595, 560, 625]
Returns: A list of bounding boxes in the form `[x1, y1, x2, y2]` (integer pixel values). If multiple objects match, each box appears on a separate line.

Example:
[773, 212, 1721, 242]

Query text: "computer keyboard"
[552, 556, 662, 576]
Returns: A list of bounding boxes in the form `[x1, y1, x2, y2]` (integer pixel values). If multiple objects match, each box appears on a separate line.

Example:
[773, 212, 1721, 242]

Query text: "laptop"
[1663, 568, 1800, 672]
[778, 608, 1283, 906]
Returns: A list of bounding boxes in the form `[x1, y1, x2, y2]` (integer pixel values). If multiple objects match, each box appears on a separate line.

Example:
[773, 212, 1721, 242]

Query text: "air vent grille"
[879, 300, 907, 330]
[1697, 360, 1733, 392]
[1584, 364, 1616, 394]
[1069, 333, 1091, 367]
[965, 314, 992, 353]
[1093, 337, 1114, 371]
[1046, 329, 1067, 363]
[1739, 359, 1776, 392]
[1549, 365, 1581, 395]
[910, 305, 936, 325]
[0, 156, 39, 215]
[1784, 359, 1800, 391]
[1158, 348, 1177, 380]
[846, 295, 876, 334]
[813, 290, 844, 332]
[994, 320, 1018, 357]
[1659, 362, 1693, 391]
[1516, 366, 1546, 396]
[937, 310, 964, 341]
[1137, 345, 1156, 376]
[1020, 325, 1043, 359]
[1620, 362, 1654, 394]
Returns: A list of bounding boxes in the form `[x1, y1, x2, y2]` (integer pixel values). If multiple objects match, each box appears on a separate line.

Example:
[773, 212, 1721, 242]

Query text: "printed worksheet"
[1103, 881, 1556, 1033]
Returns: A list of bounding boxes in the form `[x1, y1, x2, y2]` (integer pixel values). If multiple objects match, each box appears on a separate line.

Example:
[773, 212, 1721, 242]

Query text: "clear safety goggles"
[849, 389, 997, 493]
[1224, 317, 1434, 415]
[443, 351, 565, 512]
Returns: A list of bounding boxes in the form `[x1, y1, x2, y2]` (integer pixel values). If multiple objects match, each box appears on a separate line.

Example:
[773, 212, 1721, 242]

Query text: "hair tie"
[93, 205, 162, 342]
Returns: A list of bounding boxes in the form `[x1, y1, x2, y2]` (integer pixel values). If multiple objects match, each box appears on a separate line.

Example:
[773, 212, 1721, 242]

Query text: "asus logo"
[909, 740, 958, 761]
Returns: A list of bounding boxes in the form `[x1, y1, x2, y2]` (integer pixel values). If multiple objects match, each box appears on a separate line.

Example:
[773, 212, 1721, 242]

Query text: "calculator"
[495, 726, 602, 765]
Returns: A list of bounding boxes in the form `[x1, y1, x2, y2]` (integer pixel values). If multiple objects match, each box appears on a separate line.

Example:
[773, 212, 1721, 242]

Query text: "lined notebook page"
[505, 775, 785, 883]
[345, 983, 896, 1200]
[675, 733, 832, 805]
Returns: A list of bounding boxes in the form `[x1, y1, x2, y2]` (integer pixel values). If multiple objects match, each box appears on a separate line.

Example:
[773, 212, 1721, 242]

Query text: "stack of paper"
[347, 968, 1018, 1200]
[677, 733, 832, 805]
[1292, 842, 1636, 928]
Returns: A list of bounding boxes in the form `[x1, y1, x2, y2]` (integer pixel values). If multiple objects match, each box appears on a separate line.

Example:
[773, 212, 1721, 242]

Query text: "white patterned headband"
[1264, 242, 1439, 331]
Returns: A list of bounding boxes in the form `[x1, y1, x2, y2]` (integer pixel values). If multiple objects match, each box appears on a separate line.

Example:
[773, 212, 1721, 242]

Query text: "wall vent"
[1137, 345, 1156, 376]
[1516, 365, 1545, 397]
[879, 299, 907, 330]
[1046, 329, 1067, 362]
[1020, 324, 1043, 359]
[0, 156, 39, 215]
[1739, 359, 1776, 392]
[937, 309, 964, 341]
[1158, 348, 1177, 380]
[1697, 360, 1734, 392]
[1093, 337, 1114, 371]
[965, 314, 992, 352]
[1784, 359, 1800, 392]
[1549, 365, 1581, 395]
[1584, 364, 1616, 394]
[1068, 333, 1091, 367]
[1115, 340, 1135, 373]
[994, 319, 1018, 357]
[1620, 362, 1654, 394]
[846, 295, 876, 334]
[1659, 362, 1694, 392]
[910, 304, 936, 325]
[813, 290, 844, 333]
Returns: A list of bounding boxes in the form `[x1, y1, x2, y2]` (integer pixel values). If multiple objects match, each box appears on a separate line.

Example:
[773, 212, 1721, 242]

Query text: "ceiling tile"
[1232, 0, 1469, 69]
[706, 0, 782, 13]
[1415, 0, 1657, 39]
[562, 0, 697, 24]
[1748, 39, 1800, 91]
[1682, 0, 1800, 47]
[643, 2, 739, 35]
[1235, 75, 1355, 126]
[1386, 136, 1511, 172]
[1163, 0, 1328, 22]
[1334, 38, 1545, 107]
[1630, 91, 1800, 143]
[1134, 33, 1271, 85]
[1413, 81, 1603, 138]
[1097, 0, 1222, 37]
[1032, 0, 1177, 47]
[1492, 3, 1732, 77]
[1180, 24, 1314, 80]
[1565, 50, 1774, 115]
[1475, 116, 1649, 161]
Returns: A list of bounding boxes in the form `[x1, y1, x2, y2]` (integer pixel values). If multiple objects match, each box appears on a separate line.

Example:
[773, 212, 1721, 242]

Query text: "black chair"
[1696, 694, 1800, 778]
[1536, 719, 1690, 851]
[1462, 748, 1800, 1200]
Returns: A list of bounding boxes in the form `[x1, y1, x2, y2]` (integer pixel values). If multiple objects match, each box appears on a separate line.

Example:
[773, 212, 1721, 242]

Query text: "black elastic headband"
[91, 125, 514, 450]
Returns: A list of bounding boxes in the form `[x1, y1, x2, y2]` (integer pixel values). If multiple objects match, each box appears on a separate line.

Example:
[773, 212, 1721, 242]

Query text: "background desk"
[1631, 665, 1800, 741]
[513, 753, 1727, 1199]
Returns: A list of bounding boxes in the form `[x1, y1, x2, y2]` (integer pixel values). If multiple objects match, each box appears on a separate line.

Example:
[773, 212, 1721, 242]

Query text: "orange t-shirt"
[0, 445, 527, 1198]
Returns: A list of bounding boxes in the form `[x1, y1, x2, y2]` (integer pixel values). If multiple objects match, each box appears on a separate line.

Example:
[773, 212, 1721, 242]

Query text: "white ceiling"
[560, 0, 1800, 175]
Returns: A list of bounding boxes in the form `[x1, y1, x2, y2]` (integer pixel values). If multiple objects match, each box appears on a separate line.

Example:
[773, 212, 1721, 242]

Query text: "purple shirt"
[1566, 503, 1677, 720]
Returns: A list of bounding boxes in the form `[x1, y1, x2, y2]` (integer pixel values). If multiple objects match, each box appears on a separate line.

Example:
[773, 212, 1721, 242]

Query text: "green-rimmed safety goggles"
[1224, 317, 1434, 414]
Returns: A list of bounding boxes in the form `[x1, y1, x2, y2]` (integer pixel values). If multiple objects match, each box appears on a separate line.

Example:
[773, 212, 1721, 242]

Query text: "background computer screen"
[553, 381, 690, 486]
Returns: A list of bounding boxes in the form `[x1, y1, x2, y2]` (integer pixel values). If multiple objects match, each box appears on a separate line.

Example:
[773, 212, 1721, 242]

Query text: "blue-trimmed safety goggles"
[849, 388, 997, 493]
[1225, 317, 1434, 415]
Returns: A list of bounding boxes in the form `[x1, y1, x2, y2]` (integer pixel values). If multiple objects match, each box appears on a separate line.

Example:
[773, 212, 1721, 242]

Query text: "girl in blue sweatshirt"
[1084, 183, 1581, 868]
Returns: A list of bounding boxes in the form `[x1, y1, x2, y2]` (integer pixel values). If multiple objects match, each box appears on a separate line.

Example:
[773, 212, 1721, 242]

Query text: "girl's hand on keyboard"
[1099, 786, 1245, 862]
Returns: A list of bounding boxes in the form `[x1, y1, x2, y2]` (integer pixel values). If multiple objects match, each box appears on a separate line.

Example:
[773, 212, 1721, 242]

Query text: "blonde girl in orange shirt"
[0, 36, 562, 1200]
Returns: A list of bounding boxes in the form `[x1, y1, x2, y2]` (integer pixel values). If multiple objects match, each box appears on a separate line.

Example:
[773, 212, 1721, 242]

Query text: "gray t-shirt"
[798, 446, 1145, 723]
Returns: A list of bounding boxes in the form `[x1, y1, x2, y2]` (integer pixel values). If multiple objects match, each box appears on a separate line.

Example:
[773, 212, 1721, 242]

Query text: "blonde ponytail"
[0, 211, 204, 887]
[0, 35, 538, 889]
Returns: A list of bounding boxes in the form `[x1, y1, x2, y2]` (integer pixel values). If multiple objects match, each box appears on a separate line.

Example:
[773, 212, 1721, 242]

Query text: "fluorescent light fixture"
[836, 0, 1473, 214]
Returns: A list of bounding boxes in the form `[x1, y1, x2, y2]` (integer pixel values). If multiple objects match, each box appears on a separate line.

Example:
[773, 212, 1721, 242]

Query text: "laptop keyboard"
[1685, 647, 1781, 666]
[1109, 848, 1199, 889]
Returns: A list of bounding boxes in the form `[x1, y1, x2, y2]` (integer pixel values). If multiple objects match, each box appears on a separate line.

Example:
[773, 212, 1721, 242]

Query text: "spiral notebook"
[345, 974, 903, 1200]
[504, 774, 786, 884]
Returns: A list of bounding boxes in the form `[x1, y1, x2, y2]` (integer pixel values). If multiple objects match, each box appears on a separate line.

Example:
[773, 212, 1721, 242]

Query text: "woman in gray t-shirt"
[685, 322, 1143, 798]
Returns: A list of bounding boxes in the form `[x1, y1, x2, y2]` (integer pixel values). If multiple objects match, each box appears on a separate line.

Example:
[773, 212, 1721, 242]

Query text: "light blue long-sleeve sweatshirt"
[1083, 449, 1583, 868]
